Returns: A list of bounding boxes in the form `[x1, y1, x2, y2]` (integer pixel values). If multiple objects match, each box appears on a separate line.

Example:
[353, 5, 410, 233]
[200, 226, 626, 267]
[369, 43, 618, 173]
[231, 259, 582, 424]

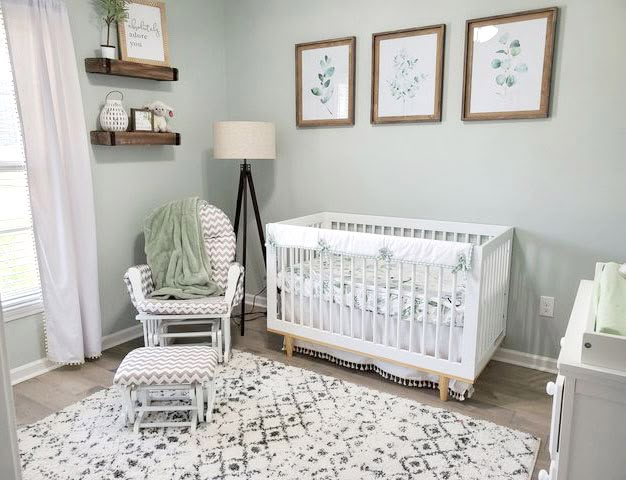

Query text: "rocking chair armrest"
[124, 264, 156, 307]
[225, 262, 244, 309]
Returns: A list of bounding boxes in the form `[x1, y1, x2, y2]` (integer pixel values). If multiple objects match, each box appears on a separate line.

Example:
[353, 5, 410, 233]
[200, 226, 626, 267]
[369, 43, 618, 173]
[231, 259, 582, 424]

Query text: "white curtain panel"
[3, 0, 102, 363]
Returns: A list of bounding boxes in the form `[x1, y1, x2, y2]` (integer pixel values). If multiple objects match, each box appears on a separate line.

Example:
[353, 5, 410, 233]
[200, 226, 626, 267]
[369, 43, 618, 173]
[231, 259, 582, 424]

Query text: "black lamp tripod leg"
[233, 165, 246, 238]
[241, 163, 248, 336]
[246, 168, 266, 265]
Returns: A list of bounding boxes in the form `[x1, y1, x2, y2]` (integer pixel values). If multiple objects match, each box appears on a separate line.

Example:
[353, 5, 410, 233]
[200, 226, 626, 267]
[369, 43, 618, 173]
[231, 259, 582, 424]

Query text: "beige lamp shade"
[213, 121, 276, 160]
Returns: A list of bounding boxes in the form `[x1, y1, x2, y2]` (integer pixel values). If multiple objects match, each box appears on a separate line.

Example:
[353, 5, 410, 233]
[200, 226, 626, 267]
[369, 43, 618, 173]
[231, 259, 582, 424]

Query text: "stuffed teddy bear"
[145, 100, 174, 133]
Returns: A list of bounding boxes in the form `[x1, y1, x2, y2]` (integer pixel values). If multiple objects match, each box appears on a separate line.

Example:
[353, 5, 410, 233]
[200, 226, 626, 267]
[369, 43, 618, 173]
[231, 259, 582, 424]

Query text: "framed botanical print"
[118, 0, 170, 66]
[295, 37, 356, 127]
[371, 25, 445, 124]
[462, 8, 557, 120]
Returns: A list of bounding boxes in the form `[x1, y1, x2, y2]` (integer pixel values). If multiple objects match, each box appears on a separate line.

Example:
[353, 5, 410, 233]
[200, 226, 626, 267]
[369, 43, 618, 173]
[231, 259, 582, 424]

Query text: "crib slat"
[449, 272, 457, 361]
[409, 264, 416, 352]
[500, 244, 507, 332]
[384, 263, 390, 346]
[329, 253, 334, 333]
[421, 266, 429, 355]
[280, 248, 286, 322]
[491, 247, 498, 344]
[309, 250, 314, 328]
[340, 254, 344, 335]
[290, 248, 295, 325]
[319, 250, 323, 330]
[361, 257, 366, 341]
[495, 246, 502, 341]
[435, 267, 443, 359]
[485, 252, 496, 349]
[374, 259, 379, 344]
[397, 262, 403, 350]
[350, 256, 355, 338]
[299, 248, 304, 327]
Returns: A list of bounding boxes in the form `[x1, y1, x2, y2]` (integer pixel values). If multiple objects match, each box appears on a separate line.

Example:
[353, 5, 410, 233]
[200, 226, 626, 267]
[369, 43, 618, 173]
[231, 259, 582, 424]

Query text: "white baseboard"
[492, 347, 557, 374]
[10, 324, 144, 385]
[9, 358, 59, 386]
[101, 325, 143, 351]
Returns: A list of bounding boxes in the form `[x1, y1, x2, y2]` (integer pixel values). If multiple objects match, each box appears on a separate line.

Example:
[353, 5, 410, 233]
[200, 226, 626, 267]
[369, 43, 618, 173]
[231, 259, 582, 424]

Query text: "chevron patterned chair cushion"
[114, 346, 219, 386]
[200, 202, 236, 291]
[135, 296, 229, 315]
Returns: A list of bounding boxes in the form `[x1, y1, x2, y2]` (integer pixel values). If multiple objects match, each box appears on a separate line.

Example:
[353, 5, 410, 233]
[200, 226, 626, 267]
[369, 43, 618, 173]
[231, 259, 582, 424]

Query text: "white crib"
[266, 212, 513, 401]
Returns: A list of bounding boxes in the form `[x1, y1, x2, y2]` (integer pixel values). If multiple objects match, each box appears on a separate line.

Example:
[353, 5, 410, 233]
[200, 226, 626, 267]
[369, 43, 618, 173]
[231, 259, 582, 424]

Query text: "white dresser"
[540, 279, 626, 480]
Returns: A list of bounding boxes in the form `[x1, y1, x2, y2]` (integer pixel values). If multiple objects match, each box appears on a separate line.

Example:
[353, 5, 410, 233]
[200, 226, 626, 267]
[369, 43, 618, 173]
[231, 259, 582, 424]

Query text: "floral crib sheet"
[277, 256, 466, 327]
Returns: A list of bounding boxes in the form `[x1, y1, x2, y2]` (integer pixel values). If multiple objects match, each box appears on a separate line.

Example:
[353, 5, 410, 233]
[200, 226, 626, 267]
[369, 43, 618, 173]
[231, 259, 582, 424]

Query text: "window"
[0, 6, 43, 322]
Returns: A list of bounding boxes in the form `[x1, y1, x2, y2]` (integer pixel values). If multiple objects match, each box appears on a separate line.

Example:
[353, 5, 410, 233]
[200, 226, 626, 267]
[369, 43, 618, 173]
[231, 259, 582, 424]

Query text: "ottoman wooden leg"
[204, 379, 216, 423]
[189, 386, 197, 433]
[120, 386, 135, 426]
[195, 383, 204, 423]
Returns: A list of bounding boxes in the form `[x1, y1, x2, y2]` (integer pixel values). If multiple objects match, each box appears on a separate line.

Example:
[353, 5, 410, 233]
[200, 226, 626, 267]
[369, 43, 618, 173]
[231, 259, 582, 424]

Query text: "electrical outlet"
[540, 296, 555, 317]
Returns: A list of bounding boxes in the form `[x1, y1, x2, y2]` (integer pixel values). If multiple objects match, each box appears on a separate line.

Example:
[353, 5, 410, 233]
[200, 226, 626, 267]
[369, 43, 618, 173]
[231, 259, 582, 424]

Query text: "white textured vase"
[99, 91, 128, 132]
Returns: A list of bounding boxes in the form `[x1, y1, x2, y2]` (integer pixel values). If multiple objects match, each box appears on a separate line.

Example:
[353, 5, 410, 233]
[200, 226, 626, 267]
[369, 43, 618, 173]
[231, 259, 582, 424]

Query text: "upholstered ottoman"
[114, 346, 218, 433]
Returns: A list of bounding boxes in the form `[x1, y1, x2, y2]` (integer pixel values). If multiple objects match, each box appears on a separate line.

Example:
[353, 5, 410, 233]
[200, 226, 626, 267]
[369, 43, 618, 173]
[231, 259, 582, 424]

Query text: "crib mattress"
[277, 257, 466, 327]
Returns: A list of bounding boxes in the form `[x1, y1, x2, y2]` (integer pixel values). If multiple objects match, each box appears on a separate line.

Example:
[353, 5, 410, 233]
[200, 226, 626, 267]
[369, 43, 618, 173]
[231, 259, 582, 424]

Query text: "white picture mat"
[122, 3, 166, 62]
[469, 17, 548, 113]
[301, 45, 350, 121]
[377, 33, 438, 117]
[134, 111, 153, 130]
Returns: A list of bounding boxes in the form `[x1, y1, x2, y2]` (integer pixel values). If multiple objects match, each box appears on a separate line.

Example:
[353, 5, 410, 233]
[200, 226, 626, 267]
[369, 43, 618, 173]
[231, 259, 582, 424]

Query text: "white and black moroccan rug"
[19, 351, 539, 480]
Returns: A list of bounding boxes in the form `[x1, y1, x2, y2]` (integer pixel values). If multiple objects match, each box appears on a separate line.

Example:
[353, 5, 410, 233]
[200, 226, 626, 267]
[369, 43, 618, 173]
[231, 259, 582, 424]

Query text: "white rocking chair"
[124, 201, 244, 363]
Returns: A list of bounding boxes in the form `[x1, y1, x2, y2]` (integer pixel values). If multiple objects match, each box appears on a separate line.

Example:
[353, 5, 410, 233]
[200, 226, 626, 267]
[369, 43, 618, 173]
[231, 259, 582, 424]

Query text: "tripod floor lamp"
[213, 121, 276, 336]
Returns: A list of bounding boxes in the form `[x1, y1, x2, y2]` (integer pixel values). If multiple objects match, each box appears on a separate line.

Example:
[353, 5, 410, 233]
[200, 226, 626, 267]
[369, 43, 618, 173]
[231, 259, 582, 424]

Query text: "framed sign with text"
[118, 0, 170, 66]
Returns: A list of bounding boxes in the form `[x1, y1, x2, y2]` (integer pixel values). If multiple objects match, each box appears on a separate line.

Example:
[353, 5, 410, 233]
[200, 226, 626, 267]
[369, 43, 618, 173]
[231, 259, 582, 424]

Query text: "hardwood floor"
[12, 313, 554, 479]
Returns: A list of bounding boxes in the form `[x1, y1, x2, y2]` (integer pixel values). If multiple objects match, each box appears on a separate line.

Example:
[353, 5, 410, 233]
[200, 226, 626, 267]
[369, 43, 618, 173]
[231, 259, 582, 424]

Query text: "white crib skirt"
[285, 298, 474, 400]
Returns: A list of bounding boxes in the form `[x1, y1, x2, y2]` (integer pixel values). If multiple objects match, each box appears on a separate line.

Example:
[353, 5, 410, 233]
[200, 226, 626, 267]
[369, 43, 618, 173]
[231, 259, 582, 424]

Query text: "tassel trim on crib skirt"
[293, 346, 471, 401]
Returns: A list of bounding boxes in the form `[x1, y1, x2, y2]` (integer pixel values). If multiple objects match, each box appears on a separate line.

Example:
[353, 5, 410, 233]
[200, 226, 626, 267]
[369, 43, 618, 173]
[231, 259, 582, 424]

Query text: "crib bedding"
[277, 256, 467, 327]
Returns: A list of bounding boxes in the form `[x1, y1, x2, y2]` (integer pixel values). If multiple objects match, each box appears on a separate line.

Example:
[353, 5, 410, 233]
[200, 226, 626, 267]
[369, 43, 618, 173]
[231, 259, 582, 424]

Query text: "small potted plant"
[96, 0, 130, 60]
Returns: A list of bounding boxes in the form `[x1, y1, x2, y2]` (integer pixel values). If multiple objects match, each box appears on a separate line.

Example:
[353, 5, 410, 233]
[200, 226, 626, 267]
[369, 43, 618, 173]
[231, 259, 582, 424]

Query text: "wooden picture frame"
[118, 0, 171, 67]
[295, 37, 356, 127]
[462, 8, 557, 121]
[371, 25, 445, 124]
[130, 108, 154, 132]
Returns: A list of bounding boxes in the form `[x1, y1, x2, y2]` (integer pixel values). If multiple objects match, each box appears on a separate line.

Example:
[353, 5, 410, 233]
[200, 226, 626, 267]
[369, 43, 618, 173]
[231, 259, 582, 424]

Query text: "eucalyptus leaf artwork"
[388, 49, 428, 108]
[491, 34, 528, 95]
[296, 37, 355, 127]
[463, 8, 558, 120]
[311, 55, 336, 116]
[372, 25, 445, 123]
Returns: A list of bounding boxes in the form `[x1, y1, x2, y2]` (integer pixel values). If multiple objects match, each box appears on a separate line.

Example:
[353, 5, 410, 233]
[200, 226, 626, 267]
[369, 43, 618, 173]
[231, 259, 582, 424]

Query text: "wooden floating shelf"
[90, 131, 181, 146]
[85, 58, 178, 81]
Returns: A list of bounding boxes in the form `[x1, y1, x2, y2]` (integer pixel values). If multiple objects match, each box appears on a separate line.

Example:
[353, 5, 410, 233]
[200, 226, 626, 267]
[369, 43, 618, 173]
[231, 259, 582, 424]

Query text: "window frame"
[0, 8, 43, 323]
[0, 164, 44, 323]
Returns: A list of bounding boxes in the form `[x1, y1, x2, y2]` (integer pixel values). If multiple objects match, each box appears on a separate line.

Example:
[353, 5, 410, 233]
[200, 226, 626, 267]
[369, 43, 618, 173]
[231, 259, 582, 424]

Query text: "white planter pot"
[100, 45, 117, 60]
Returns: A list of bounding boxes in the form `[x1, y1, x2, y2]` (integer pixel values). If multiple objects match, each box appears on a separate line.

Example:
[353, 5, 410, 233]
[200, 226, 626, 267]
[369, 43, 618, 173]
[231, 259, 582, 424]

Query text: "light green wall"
[8, 0, 626, 370]
[8, 0, 232, 368]
[223, 0, 626, 359]
[6, 313, 45, 369]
